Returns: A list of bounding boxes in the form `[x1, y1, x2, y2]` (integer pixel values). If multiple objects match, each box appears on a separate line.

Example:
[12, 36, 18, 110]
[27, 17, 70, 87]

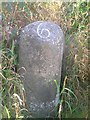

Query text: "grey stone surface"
[19, 21, 64, 117]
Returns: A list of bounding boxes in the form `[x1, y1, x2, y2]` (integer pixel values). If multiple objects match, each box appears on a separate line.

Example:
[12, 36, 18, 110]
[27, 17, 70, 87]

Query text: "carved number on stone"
[37, 23, 50, 39]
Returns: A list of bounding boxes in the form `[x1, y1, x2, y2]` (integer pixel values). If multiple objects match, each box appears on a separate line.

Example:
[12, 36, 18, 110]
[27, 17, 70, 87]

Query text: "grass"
[1, 1, 89, 118]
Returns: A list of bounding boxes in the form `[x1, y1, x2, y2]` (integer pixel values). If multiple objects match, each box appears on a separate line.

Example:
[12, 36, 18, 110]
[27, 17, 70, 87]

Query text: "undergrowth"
[0, 1, 89, 118]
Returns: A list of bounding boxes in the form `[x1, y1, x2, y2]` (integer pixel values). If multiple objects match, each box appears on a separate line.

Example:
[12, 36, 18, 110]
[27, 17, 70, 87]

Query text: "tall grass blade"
[64, 88, 78, 101]
[4, 106, 10, 119]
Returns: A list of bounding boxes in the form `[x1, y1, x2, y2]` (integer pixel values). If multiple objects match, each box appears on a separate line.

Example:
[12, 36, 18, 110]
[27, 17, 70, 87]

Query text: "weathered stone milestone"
[19, 21, 64, 117]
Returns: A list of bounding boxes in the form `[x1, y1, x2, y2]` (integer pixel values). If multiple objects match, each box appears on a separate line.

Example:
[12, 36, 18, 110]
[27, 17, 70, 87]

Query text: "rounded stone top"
[20, 21, 64, 44]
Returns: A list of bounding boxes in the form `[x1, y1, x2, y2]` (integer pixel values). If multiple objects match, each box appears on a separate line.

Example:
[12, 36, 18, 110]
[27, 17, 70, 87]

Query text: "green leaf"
[4, 106, 10, 118]
[64, 88, 78, 101]
[64, 100, 72, 114]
